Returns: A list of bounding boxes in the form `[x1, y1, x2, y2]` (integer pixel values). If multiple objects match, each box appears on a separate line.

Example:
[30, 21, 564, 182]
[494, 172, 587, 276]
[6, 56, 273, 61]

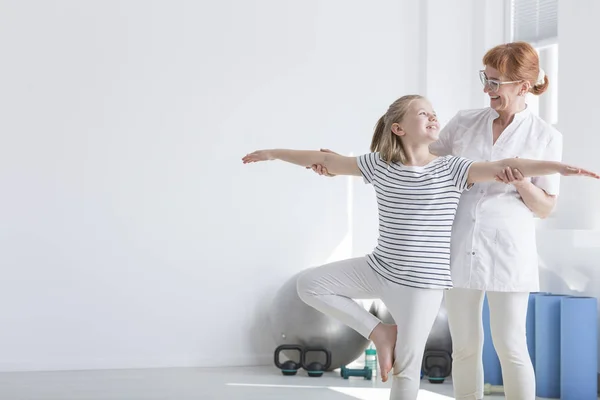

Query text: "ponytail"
[531, 75, 549, 95]
[370, 116, 386, 152]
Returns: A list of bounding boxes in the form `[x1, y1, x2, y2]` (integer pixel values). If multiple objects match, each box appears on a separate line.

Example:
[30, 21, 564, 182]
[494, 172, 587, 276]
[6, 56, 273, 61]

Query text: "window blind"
[511, 0, 558, 44]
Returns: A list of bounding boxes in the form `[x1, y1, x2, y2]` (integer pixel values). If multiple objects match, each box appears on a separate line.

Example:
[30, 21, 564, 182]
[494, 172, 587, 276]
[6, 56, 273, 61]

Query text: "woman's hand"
[242, 150, 274, 164]
[306, 149, 338, 177]
[495, 166, 529, 188]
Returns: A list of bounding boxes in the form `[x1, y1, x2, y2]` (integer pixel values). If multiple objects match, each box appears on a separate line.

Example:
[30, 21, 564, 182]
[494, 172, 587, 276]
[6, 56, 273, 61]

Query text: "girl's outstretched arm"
[242, 149, 362, 177]
[468, 158, 600, 184]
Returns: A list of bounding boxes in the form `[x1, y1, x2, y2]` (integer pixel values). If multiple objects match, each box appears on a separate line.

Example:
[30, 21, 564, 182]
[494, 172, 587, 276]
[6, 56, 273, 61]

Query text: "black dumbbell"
[274, 345, 303, 376]
[422, 349, 452, 384]
[301, 347, 331, 377]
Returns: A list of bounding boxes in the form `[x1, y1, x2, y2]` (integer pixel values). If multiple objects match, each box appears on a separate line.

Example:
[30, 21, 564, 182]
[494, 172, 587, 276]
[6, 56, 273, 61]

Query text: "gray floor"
[0, 365, 591, 400]
[0, 365, 470, 400]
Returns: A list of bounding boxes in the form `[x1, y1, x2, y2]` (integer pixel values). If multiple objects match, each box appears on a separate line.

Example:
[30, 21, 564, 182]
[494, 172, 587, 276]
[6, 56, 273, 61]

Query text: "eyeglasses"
[479, 70, 521, 92]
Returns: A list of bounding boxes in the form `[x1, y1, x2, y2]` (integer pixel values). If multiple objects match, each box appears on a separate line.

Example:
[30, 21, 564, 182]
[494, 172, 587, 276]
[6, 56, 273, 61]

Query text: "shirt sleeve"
[446, 156, 475, 191]
[531, 131, 563, 196]
[430, 111, 461, 156]
[356, 152, 381, 184]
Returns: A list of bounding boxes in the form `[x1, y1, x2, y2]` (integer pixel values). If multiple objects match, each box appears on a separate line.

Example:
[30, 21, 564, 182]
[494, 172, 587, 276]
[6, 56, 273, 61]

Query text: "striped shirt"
[357, 153, 474, 289]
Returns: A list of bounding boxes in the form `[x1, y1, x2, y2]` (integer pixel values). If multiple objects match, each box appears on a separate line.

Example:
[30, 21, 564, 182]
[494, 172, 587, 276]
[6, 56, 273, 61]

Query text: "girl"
[241, 94, 597, 399]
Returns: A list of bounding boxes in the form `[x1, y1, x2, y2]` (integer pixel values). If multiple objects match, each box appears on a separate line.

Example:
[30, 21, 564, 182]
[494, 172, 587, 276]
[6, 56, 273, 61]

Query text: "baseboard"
[0, 354, 274, 373]
[205, 354, 273, 368]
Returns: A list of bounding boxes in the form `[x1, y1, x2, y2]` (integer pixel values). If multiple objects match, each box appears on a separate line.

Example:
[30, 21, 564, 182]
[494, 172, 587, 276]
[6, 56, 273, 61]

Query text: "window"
[510, 0, 558, 47]
[526, 43, 558, 126]
[510, 0, 559, 126]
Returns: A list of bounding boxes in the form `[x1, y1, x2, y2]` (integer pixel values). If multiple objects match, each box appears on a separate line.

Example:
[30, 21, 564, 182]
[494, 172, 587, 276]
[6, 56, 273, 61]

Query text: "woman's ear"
[391, 122, 405, 136]
[519, 81, 531, 96]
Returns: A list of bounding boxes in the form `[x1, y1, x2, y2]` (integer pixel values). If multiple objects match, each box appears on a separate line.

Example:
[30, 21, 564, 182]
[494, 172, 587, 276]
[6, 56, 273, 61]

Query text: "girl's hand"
[560, 164, 600, 178]
[242, 150, 274, 164]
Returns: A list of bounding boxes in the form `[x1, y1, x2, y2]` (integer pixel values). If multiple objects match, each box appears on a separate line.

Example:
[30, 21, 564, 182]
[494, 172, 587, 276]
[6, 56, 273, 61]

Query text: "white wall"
[3, 0, 566, 373]
[419, 0, 507, 125]
[534, 0, 600, 366]
[551, 0, 600, 230]
[0, 0, 422, 371]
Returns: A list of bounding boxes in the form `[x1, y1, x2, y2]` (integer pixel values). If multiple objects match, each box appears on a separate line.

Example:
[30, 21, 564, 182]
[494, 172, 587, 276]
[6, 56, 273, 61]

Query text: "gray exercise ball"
[370, 299, 453, 353]
[269, 271, 374, 371]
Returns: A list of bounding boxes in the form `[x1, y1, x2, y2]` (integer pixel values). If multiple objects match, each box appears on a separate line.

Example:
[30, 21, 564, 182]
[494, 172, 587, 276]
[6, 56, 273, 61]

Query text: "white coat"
[430, 106, 563, 292]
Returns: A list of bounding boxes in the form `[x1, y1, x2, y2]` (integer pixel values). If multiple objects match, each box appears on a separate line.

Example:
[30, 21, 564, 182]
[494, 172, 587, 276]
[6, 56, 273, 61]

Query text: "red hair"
[483, 41, 549, 95]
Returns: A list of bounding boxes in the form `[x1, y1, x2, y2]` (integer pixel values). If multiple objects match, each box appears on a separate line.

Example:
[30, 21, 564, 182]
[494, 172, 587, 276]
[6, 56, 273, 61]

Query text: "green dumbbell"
[484, 383, 504, 395]
[340, 365, 372, 380]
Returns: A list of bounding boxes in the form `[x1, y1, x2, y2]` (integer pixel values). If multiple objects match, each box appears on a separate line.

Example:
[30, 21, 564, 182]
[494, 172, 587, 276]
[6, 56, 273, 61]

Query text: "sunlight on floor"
[227, 383, 453, 400]
[330, 387, 453, 400]
[227, 383, 325, 389]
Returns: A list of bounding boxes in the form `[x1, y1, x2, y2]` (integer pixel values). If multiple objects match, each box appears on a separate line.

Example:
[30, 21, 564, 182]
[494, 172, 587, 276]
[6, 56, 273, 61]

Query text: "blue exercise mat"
[560, 296, 598, 400]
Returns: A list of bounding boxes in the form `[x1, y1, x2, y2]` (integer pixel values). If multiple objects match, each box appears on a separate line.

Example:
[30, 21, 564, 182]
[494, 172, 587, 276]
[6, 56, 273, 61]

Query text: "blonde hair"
[483, 41, 549, 96]
[370, 94, 425, 164]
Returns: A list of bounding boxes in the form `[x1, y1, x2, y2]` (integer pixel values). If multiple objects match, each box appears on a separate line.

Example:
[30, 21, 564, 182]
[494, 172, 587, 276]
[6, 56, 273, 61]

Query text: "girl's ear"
[391, 122, 405, 137]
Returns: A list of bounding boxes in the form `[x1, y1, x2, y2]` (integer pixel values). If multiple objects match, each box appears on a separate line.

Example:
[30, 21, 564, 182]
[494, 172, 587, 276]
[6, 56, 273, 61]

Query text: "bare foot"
[369, 323, 397, 382]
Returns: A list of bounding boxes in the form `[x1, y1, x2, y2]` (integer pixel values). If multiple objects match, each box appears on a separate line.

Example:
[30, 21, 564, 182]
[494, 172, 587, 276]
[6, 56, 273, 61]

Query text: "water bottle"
[365, 346, 377, 377]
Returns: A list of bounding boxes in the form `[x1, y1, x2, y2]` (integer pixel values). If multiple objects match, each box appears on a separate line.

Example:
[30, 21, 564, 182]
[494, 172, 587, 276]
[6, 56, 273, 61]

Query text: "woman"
[309, 42, 561, 400]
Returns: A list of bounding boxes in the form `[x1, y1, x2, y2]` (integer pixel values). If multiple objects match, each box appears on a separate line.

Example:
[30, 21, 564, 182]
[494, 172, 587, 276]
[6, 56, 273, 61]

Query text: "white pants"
[445, 288, 535, 400]
[296, 257, 444, 400]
